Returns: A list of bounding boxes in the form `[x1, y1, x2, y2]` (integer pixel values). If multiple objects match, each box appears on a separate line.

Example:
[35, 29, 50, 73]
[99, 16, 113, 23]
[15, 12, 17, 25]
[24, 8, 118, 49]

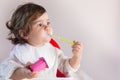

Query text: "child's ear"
[19, 30, 28, 40]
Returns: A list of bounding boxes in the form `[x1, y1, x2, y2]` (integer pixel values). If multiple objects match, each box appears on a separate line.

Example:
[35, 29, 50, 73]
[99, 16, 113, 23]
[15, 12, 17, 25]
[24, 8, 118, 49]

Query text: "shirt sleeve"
[0, 59, 23, 80]
[57, 49, 80, 76]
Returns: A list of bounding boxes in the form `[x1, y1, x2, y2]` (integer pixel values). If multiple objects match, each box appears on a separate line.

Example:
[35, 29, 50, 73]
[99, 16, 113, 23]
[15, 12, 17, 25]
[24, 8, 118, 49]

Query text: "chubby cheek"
[28, 31, 43, 42]
[28, 27, 52, 43]
[34, 32, 44, 41]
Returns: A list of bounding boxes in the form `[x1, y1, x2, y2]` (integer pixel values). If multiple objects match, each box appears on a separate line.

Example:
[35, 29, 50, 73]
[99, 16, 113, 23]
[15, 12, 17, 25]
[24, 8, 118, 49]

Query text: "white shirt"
[0, 43, 79, 80]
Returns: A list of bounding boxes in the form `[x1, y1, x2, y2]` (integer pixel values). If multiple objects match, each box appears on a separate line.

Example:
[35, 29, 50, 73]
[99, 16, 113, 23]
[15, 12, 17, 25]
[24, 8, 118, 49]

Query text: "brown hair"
[6, 3, 46, 45]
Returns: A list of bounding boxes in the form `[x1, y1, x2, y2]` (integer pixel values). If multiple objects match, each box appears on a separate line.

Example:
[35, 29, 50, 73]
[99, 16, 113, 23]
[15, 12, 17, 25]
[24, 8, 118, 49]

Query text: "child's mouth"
[42, 32, 53, 38]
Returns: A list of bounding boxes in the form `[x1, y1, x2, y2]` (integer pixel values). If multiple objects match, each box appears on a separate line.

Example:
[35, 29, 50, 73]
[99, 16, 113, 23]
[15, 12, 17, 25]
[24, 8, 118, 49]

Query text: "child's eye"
[47, 22, 50, 25]
[38, 23, 43, 27]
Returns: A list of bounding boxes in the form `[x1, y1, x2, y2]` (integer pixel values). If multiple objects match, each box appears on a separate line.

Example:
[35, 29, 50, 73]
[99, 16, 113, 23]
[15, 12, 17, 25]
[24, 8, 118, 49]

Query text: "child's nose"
[44, 25, 51, 31]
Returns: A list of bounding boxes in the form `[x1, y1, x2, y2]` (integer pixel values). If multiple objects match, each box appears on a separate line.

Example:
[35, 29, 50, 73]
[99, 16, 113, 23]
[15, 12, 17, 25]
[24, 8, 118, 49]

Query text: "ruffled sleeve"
[0, 59, 23, 80]
[0, 45, 25, 79]
[57, 49, 80, 76]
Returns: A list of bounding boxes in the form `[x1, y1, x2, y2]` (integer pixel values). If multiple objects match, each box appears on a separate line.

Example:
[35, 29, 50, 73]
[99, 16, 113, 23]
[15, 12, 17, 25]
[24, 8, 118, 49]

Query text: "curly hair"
[6, 3, 46, 45]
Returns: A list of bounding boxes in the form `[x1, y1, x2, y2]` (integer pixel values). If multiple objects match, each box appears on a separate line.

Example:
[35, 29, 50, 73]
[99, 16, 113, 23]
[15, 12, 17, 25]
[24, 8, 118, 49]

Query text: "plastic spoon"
[52, 35, 74, 45]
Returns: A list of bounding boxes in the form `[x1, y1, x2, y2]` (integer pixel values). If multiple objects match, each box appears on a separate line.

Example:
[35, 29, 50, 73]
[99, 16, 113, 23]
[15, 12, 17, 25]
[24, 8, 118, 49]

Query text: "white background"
[0, 0, 119, 80]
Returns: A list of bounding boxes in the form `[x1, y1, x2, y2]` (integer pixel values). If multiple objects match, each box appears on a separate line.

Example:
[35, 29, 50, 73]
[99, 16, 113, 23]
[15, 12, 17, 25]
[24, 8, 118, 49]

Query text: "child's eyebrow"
[33, 19, 50, 24]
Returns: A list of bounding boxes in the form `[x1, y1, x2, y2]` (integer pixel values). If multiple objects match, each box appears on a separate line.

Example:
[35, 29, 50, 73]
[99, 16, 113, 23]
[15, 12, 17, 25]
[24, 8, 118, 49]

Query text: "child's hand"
[72, 41, 83, 58]
[69, 41, 83, 69]
[25, 62, 38, 79]
[10, 67, 37, 80]
[10, 62, 38, 80]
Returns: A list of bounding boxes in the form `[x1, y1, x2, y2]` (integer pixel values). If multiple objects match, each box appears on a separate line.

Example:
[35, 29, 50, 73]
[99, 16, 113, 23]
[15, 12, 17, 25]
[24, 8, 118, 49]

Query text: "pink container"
[29, 57, 49, 72]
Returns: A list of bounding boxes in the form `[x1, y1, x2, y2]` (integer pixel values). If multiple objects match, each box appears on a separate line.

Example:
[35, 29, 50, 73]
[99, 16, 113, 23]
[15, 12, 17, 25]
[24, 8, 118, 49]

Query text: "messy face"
[26, 12, 53, 46]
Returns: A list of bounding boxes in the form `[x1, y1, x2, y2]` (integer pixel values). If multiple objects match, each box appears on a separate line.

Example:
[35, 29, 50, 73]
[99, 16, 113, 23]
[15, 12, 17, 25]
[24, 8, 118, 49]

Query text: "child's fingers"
[24, 69, 37, 79]
[73, 41, 82, 45]
[72, 46, 81, 52]
[72, 41, 83, 55]
[72, 41, 83, 48]
[25, 61, 32, 68]
[24, 69, 32, 78]
[28, 72, 38, 79]
[29, 72, 38, 78]
[72, 45, 81, 49]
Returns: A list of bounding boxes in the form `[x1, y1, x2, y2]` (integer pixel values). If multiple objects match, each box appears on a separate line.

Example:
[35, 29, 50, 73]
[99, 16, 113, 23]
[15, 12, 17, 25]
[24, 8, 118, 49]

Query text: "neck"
[28, 42, 45, 47]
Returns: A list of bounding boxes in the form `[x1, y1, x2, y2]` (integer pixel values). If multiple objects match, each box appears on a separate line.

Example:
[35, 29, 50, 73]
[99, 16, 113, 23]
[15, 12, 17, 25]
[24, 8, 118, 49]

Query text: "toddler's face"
[27, 12, 53, 46]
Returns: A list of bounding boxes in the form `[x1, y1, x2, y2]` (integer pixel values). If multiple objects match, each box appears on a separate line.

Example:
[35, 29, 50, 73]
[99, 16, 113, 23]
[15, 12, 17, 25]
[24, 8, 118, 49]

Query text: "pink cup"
[29, 57, 49, 72]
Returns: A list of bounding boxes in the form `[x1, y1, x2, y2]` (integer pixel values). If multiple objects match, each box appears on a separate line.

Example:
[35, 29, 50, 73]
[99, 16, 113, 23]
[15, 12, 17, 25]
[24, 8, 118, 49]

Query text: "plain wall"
[0, 0, 119, 80]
